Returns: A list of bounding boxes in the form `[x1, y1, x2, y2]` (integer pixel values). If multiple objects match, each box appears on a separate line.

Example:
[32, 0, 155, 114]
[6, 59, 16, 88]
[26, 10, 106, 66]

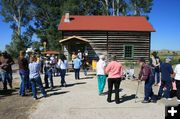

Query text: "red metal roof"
[58, 16, 155, 32]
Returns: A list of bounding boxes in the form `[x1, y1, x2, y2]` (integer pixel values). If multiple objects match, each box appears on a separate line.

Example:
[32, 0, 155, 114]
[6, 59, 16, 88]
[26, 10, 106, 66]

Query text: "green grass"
[159, 55, 180, 65]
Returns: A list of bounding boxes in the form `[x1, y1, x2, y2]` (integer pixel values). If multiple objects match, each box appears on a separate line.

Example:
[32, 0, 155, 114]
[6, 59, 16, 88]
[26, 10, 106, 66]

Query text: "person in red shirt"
[105, 55, 124, 104]
[138, 58, 156, 103]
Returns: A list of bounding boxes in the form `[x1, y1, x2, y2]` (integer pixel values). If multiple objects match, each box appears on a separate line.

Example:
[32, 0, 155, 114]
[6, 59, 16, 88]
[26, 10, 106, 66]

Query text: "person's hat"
[165, 57, 171, 63]
[26, 48, 34, 53]
[99, 55, 105, 60]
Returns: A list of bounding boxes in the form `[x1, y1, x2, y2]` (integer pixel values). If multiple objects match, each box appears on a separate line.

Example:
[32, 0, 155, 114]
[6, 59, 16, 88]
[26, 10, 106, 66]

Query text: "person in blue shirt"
[29, 55, 46, 100]
[158, 58, 174, 100]
[73, 56, 82, 80]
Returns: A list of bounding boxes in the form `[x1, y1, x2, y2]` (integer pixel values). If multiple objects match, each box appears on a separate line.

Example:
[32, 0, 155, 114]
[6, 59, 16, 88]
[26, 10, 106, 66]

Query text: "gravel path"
[28, 72, 171, 119]
[1, 70, 179, 119]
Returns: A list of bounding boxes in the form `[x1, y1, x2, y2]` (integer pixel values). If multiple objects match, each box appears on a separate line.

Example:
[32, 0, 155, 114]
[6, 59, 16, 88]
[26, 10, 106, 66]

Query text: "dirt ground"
[0, 65, 179, 119]
[0, 69, 39, 119]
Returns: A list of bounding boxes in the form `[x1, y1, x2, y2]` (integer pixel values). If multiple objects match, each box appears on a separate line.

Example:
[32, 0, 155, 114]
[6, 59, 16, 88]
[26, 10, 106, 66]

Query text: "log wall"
[62, 31, 150, 62]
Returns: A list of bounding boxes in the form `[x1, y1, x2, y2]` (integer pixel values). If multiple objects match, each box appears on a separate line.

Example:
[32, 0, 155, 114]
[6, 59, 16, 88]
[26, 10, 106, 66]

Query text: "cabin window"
[124, 45, 134, 59]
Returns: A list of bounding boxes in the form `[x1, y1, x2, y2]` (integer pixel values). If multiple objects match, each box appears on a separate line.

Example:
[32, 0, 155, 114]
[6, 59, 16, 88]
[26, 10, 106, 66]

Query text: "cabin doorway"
[60, 36, 89, 61]
[69, 43, 86, 54]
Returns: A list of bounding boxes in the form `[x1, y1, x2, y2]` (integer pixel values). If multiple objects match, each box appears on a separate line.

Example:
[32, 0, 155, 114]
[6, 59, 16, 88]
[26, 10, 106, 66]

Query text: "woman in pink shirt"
[105, 55, 123, 104]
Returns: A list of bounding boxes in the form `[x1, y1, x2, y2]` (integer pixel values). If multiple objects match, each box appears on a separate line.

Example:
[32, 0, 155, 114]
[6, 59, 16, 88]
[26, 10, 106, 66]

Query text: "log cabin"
[58, 14, 155, 62]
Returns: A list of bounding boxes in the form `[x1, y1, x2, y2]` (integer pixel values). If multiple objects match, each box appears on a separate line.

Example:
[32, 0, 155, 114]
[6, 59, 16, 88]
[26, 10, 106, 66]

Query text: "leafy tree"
[31, 0, 65, 51]
[129, 0, 153, 17]
[1, 0, 154, 58]
[0, 0, 33, 58]
[31, 40, 42, 52]
[99, 0, 153, 17]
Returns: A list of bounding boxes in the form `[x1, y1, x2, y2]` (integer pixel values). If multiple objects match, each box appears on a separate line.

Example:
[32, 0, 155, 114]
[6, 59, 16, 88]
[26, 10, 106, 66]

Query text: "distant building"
[58, 15, 155, 62]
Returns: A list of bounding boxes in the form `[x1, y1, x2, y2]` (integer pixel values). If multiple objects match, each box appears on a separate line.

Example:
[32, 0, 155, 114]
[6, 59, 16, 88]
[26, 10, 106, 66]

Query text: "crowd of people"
[1, 50, 180, 104]
[96, 52, 180, 104]
[0, 49, 89, 100]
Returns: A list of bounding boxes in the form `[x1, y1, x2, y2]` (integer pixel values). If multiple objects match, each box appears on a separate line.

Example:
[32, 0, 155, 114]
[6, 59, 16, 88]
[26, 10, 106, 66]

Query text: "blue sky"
[0, 0, 180, 51]
[149, 0, 180, 50]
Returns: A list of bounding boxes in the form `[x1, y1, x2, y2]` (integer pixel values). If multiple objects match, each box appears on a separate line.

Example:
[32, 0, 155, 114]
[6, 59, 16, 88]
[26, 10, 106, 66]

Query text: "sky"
[0, 0, 180, 51]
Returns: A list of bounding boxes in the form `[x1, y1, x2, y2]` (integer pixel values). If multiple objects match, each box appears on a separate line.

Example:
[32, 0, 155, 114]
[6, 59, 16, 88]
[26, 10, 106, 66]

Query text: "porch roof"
[59, 36, 89, 43]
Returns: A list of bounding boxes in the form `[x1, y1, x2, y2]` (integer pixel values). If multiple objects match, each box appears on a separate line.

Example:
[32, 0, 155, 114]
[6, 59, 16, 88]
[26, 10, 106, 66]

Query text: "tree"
[0, 0, 33, 36]
[130, 0, 153, 17]
[31, 0, 65, 51]
[1, 0, 154, 58]
[0, 0, 34, 58]
[100, 0, 153, 17]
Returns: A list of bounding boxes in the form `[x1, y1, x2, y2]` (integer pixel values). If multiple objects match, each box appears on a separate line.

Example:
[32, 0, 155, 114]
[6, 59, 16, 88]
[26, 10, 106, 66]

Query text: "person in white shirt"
[174, 61, 180, 102]
[96, 55, 107, 95]
[58, 55, 68, 87]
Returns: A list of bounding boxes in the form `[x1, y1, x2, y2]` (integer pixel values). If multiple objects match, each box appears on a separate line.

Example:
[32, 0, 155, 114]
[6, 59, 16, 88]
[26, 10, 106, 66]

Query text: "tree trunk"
[116, 0, 120, 16]
[134, 2, 137, 15]
[17, 7, 21, 36]
[104, 0, 109, 15]
[112, 0, 115, 16]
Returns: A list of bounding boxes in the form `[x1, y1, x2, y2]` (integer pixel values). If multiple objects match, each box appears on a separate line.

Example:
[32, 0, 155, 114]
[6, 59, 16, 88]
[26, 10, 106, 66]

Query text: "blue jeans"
[60, 69, 66, 85]
[74, 69, 80, 79]
[152, 68, 160, 84]
[30, 76, 46, 98]
[25, 71, 31, 90]
[1, 71, 12, 90]
[19, 72, 29, 96]
[158, 80, 171, 99]
[144, 78, 155, 101]
[84, 68, 87, 76]
[155, 72, 160, 84]
[44, 68, 54, 88]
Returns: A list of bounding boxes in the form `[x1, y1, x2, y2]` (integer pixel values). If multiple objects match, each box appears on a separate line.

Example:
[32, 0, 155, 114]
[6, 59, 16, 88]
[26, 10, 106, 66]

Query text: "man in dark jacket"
[138, 58, 156, 103]
[158, 58, 174, 100]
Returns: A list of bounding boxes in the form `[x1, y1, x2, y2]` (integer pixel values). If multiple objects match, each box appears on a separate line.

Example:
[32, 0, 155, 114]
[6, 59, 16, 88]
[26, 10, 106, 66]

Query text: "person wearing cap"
[96, 55, 107, 95]
[105, 55, 123, 104]
[138, 57, 156, 103]
[157, 58, 174, 100]
[174, 59, 180, 102]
